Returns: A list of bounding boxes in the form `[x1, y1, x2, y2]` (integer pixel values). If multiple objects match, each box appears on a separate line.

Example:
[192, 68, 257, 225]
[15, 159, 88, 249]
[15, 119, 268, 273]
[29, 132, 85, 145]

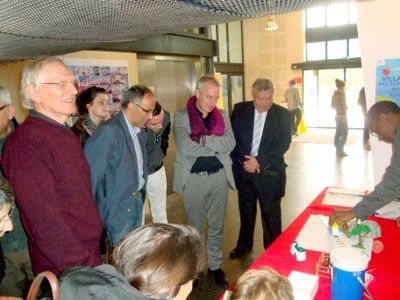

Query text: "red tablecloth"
[220, 187, 400, 299]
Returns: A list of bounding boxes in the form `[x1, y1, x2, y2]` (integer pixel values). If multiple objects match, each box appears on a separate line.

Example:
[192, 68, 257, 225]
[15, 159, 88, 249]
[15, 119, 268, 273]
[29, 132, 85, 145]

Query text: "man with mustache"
[1, 56, 103, 277]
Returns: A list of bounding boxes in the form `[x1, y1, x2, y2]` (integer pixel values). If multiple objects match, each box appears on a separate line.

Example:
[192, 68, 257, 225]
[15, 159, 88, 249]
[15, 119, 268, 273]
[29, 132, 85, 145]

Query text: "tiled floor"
[145, 129, 375, 300]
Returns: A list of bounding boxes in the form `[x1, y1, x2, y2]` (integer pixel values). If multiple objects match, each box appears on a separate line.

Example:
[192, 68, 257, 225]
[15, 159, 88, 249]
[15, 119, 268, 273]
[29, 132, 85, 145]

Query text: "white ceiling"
[0, 0, 353, 64]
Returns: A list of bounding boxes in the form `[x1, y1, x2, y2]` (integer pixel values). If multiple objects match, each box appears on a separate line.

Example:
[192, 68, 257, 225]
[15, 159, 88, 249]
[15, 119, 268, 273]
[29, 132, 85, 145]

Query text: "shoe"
[208, 268, 228, 286]
[336, 152, 348, 157]
[229, 247, 252, 259]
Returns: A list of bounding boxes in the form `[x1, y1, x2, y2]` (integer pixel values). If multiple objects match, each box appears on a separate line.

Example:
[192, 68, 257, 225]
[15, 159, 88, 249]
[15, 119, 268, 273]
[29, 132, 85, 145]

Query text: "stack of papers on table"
[288, 271, 319, 300]
[322, 187, 366, 207]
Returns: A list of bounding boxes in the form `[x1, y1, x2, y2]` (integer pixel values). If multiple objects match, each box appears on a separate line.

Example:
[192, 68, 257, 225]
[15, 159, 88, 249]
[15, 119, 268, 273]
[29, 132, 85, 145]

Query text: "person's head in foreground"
[0, 177, 15, 237]
[231, 267, 294, 300]
[113, 223, 205, 300]
[367, 100, 400, 144]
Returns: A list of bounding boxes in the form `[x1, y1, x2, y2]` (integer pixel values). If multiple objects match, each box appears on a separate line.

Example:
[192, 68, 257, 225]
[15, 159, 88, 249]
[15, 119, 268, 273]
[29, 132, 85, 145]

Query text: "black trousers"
[291, 108, 302, 134]
[233, 162, 286, 250]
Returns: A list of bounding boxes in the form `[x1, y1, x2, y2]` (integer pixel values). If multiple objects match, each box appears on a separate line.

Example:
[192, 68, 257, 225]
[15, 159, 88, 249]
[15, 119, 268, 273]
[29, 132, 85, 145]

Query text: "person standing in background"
[331, 78, 348, 156]
[0, 86, 33, 297]
[358, 87, 370, 150]
[1, 56, 103, 277]
[84, 85, 156, 248]
[173, 75, 236, 286]
[229, 77, 292, 259]
[71, 86, 110, 147]
[284, 79, 302, 137]
[0, 178, 15, 286]
[144, 102, 171, 223]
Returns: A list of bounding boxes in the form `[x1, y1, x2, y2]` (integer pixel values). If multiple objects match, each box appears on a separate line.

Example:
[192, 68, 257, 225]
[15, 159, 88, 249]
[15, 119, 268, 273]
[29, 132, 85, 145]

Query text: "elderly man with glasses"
[1, 57, 104, 277]
[84, 85, 156, 249]
[329, 100, 400, 226]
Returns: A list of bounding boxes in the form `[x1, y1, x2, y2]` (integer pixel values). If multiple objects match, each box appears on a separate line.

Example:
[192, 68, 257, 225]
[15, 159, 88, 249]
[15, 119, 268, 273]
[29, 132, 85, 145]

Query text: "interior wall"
[0, 61, 30, 122]
[242, 12, 304, 103]
[356, 0, 400, 185]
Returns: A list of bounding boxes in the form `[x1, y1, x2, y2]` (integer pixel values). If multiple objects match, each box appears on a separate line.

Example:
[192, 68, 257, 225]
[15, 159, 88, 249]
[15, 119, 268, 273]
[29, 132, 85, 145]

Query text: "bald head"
[367, 101, 400, 128]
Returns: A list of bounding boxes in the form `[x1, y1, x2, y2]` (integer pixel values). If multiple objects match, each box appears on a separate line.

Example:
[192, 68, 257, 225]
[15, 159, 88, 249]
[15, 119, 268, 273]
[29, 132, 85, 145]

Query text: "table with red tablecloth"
[219, 187, 400, 299]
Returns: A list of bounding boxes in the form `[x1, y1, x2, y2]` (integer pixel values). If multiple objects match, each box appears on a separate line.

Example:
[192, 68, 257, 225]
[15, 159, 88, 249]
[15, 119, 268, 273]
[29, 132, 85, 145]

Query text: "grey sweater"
[353, 129, 400, 219]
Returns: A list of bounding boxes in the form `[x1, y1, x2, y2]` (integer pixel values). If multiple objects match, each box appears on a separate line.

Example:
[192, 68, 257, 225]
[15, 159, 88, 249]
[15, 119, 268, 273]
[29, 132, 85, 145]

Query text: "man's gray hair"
[252, 77, 275, 94]
[21, 56, 67, 109]
[113, 223, 205, 299]
[121, 85, 154, 110]
[0, 86, 12, 106]
[0, 177, 15, 210]
[195, 74, 221, 92]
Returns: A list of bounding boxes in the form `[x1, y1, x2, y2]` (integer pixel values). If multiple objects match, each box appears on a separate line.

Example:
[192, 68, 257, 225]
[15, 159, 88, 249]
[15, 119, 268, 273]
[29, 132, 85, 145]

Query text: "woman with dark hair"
[331, 79, 348, 156]
[72, 86, 110, 147]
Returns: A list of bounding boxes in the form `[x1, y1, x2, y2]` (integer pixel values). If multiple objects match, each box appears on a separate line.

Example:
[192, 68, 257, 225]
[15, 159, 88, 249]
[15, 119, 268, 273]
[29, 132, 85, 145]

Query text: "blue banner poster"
[376, 58, 400, 106]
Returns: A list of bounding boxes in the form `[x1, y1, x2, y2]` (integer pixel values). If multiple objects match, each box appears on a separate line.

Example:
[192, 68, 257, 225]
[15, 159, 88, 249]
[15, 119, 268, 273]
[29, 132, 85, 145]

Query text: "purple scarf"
[187, 95, 225, 145]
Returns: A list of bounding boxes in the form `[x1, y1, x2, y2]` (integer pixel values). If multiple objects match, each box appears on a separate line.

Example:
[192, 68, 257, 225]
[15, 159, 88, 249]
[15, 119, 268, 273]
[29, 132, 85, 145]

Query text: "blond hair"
[231, 267, 294, 300]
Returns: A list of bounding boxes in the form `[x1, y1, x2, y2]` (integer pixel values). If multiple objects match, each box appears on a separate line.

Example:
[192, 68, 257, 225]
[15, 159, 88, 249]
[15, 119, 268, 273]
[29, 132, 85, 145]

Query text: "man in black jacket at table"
[229, 77, 292, 259]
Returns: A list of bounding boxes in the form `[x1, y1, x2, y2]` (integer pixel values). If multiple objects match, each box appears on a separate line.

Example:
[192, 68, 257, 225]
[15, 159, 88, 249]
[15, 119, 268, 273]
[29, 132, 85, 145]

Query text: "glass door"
[220, 73, 244, 115]
[303, 68, 364, 128]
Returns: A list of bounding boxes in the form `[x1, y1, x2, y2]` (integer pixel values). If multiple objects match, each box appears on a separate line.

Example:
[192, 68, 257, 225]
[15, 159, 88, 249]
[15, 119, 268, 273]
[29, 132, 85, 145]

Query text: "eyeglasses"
[0, 105, 9, 111]
[41, 80, 79, 89]
[370, 116, 382, 138]
[8, 205, 14, 218]
[134, 103, 153, 115]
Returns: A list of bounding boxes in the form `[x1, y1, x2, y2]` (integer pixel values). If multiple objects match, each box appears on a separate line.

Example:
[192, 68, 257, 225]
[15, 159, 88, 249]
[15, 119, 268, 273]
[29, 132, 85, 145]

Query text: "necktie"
[251, 112, 262, 156]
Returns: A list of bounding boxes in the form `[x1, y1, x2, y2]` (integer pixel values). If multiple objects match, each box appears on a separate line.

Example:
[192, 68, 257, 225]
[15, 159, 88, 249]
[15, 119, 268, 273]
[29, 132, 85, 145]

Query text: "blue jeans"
[334, 115, 348, 153]
[110, 193, 143, 247]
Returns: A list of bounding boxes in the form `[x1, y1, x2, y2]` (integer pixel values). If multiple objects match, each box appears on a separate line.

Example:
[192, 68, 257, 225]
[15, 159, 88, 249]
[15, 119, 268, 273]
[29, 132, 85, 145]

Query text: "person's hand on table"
[329, 209, 355, 227]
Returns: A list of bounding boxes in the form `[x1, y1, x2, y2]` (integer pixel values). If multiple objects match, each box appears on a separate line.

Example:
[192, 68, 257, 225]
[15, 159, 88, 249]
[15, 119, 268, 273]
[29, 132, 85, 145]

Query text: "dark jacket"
[59, 265, 149, 300]
[71, 118, 91, 147]
[145, 110, 171, 174]
[230, 102, 292, 199]
[84, 111, 148, 247]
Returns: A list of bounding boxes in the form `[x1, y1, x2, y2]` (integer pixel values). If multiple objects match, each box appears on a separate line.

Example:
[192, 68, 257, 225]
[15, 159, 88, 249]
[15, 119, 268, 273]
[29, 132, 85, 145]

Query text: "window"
[327, 40, 347, 59]
[307, 42, 325, 61]
[305, 2, 359, 61]
[327, 3, 349, 26]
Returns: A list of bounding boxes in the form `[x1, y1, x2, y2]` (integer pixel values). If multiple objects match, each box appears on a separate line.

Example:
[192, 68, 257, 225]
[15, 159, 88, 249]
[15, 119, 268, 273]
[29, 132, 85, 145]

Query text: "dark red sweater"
[1, 115, 103, 276]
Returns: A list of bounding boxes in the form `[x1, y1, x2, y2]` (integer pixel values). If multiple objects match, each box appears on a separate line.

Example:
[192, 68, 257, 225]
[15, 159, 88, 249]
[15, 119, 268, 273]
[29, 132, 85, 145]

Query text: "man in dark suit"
[84, 85, 156, 248]
[229, 77, 292, 259]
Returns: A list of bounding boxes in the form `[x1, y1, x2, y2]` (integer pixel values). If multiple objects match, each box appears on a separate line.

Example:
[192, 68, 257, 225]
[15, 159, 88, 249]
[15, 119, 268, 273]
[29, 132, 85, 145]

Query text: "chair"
[26, 271, 59, 300]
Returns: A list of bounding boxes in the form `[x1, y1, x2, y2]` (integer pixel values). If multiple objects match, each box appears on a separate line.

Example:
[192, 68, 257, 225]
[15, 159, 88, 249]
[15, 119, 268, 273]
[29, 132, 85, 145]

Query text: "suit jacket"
[84, 111, 148, 242]
[230, 102, 292, 197]
[145, 110, 171, 174]
[173, 108, 236, 195]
